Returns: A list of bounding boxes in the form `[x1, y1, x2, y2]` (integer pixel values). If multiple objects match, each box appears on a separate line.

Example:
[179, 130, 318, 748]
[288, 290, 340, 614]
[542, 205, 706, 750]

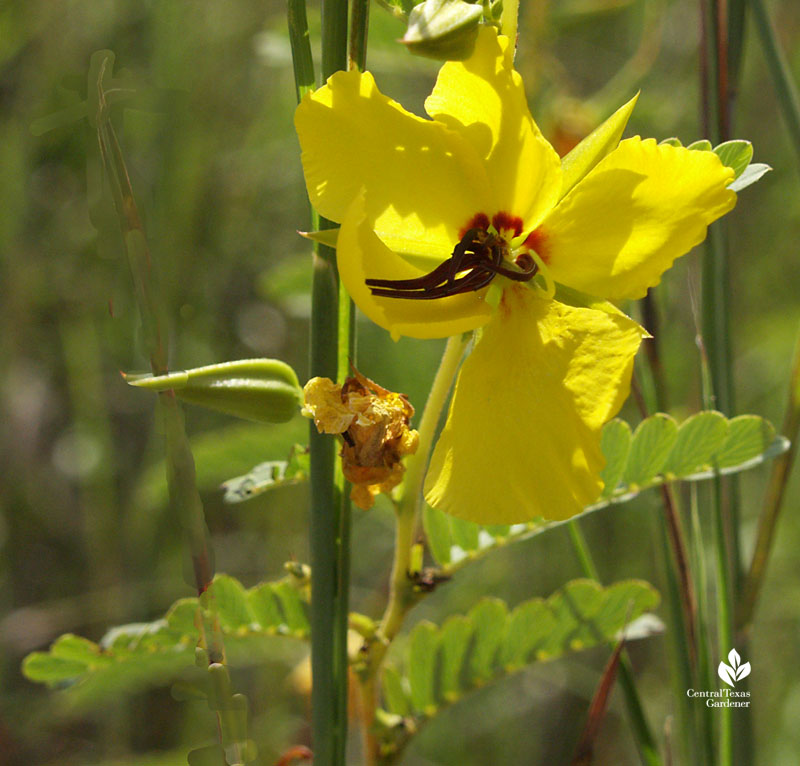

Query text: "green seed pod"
[126, 358, 302, 424]
[402, 0, 483, 61]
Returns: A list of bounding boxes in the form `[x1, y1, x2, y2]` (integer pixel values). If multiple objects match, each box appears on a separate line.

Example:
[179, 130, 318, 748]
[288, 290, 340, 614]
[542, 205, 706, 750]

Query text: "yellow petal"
[424, 286, 644, 523]
[424, 27, 562, 229]
[295, 69, 491, 259]
[540, 137, 736, 300]
[338, 191, 494, 340]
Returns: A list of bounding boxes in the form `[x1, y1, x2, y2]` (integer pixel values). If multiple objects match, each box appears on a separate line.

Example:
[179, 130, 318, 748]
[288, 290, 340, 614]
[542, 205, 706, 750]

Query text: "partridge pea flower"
[295, 27, 736, 524]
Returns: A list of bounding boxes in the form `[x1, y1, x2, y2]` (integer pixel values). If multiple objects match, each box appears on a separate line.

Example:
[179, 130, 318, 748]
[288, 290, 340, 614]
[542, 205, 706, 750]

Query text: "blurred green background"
[1, 0, 799, 763]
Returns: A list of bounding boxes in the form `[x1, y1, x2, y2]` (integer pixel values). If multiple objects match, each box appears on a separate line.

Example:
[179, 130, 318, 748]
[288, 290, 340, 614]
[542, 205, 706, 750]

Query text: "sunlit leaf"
[222, 445, 309, 503]
[624, 414, 678, 486]
[600, 418, 631, 497]
[662, 411, 728, 477]
[688, 139, 712, 152]
[386, 580, 659, 722]
[422, 412, 787, 573]
[714, 415, 776, 468]
[22, 573, 310, 705]
[713, 139, 753, 179]
[560, 94, 638, 199]
[728, 162, 771, 192]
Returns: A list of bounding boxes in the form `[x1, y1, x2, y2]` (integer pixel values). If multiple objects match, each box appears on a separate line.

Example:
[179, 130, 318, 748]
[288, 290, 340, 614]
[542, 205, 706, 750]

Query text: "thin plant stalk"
[92, 57, 254, 760]
[567, 521, 663, 766]
[738, 326, 800, 632]
[634, 347, 701, 762]
[689, 484, 717, 766]
[750, 0, 800, 171]
[712, 475, 734, 766]
[360, 335, 467, 763]
[289, 0, 356, 759]
[699, 4, 739, 764]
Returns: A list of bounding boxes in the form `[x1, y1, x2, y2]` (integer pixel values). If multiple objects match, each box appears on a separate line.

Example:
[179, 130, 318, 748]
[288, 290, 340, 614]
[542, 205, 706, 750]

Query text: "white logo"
[717, 648, 751, 687]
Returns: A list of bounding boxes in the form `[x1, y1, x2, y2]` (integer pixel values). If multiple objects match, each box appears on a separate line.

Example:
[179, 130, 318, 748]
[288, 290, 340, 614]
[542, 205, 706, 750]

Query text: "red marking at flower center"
[524, 227, 550, 264]
[492, 212, 523, 238]
[459, 213, 490, 239]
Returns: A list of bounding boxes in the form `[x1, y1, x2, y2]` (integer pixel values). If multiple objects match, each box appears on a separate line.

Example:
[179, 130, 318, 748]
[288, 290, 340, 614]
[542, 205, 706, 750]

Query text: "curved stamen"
[365, 226, 538, 300]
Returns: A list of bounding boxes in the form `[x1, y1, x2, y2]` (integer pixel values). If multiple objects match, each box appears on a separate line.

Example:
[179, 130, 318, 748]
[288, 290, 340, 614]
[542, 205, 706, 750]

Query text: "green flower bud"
[402, 0, 483, 61]
[126, 358, 302, 424]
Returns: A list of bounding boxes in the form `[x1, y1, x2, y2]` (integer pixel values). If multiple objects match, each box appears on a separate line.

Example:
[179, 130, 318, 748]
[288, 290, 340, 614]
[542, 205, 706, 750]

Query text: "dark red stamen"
[365, 228, 538, 301]
[524, 227, 550, 264]
[492, 212, 523, 238]
[459, 212, 490, 239]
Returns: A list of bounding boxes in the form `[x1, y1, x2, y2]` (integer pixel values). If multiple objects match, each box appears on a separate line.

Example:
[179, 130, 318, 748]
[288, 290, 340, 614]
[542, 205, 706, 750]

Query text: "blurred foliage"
[1, 1, 800, 764]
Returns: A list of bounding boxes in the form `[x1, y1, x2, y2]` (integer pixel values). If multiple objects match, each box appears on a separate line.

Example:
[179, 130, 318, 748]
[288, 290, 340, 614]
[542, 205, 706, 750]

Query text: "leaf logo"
[718, 648, 751, 687]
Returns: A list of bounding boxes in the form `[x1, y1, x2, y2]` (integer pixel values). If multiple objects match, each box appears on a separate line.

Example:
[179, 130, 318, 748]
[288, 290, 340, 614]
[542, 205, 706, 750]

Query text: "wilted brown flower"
[302, 371, 419, 509]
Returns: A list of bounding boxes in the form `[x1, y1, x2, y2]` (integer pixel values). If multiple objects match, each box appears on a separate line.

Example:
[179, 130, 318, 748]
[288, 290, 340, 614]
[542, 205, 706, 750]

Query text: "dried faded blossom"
[302, 371, 419, 510]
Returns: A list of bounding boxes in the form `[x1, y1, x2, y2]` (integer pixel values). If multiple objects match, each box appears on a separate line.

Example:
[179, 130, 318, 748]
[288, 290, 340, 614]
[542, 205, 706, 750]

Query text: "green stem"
[381, 335, 466, 646]
[92, 55, 242, 757]
[634, 344, 699, 762]
[290, 0, 352, 760]
[699, 5, 741, 762]
[738, 326, 800, 631]
[323, 0, 348, 79]
[360, 336, 467, 761]
[288, 0, 316, 98]
[712, 477, 733, 766]
[690, 484, 717, 766]
[657, 519, 700, 766]
[567, 522, 662, 766]
[751, 0, 800, 171]
[567, 522, 599, 580]
[349, 0, 370, 71]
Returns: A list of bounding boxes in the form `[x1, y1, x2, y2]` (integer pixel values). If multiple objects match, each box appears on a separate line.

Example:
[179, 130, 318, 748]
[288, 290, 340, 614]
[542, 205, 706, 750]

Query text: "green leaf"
[449, 516, 480, 554]
[600, 419, 632, 496]
[248, 584, 284, 631]
[386, 580, 659, 722]
[209, 575, 254, 633]
[126, 358, 302, 424]
[728, 162, 771, 192]
[713, 139, 753, 179]
[22, 573, 310, 702]
[421, 412, 786, 576]
[662, 411, 729, 477]
[688, 139, 713, 151]
[467, 598, 508, 684]
[500, 600, 555, 667]
[659, 137, 683, 147]
[408, 621, 439, 715]
[22, 653, 93, 685]
[560, 93, 639, 200]
[402, 0, 482, 61]
[714, 415, 776, 468]
[382, 665, 412, 716]
[272, 582, 310, 636]
[134, 419, 308, 514]
[437, 616, 473, 702]
[624, 413, 678, 486]
[299, 228, 339, 249]
[423, 503, 454, 566]
[222, 444, 309, 503]
[50, 634, 110, 664]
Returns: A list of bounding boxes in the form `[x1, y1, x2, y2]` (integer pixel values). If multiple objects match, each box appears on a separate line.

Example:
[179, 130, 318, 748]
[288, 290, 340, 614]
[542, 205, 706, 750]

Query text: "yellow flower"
[295, 28, 736, 524]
